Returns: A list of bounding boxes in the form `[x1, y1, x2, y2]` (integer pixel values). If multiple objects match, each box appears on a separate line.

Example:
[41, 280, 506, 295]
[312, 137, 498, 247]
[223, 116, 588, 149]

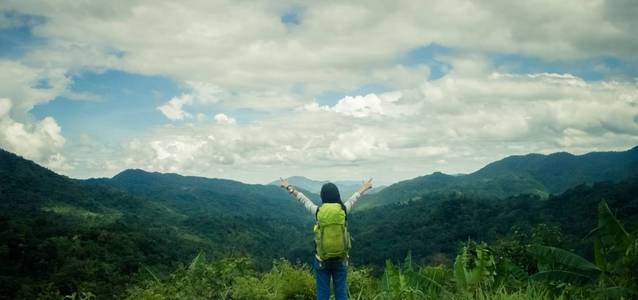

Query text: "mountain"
[268, 176, 385, 197]
[2, 145, 638, 298]
[359, 146, 638, 209]
[349, 176, 638, 266]
[0, 149, 202, 298]
[87, 169, 313, 221]
[0, 149, 313, 299]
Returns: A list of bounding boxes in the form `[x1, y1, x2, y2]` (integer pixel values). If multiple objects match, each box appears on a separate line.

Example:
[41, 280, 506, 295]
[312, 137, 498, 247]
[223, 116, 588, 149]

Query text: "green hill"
[2, 145, 638, 299]
[86, 169, 312, 221]
[0, 149, 313, 299]
[349, 176, 638, 266]
[360, 146, 638, 209]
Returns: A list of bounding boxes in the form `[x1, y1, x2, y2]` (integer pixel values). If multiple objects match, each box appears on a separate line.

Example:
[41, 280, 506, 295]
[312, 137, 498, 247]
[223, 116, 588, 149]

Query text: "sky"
[1, 0, 637, 185]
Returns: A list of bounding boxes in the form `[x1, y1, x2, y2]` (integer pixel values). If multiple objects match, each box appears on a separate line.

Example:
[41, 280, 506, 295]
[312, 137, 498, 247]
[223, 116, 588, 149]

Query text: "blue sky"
[32, 71, 177, 142]
[1, 1, 637, 184]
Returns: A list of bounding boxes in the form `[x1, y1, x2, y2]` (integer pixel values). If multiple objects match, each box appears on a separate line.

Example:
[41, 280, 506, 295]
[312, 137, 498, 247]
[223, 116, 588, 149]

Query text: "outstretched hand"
[279, 177, 290, 189]
[359, 178, 373, 194]
[280, 177, 296, 195]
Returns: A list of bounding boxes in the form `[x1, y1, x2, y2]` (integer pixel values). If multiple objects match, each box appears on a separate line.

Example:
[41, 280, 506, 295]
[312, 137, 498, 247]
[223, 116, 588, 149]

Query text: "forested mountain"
[86, 169, 313, 221]
[0, 149, 314, 299]
[349, 176, 638, 267]
[267, 176, 385, 197]
[2, 146, 638, 298]
[360, 146, 638, 209]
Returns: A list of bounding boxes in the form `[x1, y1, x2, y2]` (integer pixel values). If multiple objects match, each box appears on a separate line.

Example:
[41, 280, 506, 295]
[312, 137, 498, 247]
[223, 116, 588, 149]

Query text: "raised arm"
[344, 178, 373, 213]
[280, 177, 318, 215]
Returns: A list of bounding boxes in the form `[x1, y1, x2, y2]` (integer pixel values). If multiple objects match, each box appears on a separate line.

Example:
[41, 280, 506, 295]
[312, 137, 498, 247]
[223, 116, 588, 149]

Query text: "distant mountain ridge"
[86, 169, 313, 222]
[360, 145, 638, 209]
[2, 145, 638, 298]
[0, 148, 314, 298]
[268, 176, 385, 197]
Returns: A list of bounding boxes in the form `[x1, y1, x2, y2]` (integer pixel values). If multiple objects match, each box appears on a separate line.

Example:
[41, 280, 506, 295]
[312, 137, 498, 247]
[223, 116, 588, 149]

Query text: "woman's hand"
[280, 177, 295, 195]
[279, 177, 290, 189]
[358, 178, 373, 194]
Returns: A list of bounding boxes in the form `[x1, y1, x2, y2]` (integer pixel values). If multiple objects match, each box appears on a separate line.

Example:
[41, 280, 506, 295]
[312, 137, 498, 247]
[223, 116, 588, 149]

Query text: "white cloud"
[332, 94, 384, 118]
[64, 54, 638, 183]
[329, 128, 388, 161]
[214, 113, 236, 125]
[2, 1, 638, 184]
[306, 91, 407, 118]
[0, 60, 73, 173]
[0, 60, 71, 120]
[157, 81, 224, 120]
[5, 0, 637, 110]
[413, 146, 449, 157]
[0, 98, 69, 171]
[157, 94, 193, 120]
[188, 81, 222, 104]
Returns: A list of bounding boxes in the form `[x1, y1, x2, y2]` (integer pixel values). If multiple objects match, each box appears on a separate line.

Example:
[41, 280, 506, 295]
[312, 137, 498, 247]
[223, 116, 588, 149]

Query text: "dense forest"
[360, 146, 638, 209]
[1, 147, 637, 299]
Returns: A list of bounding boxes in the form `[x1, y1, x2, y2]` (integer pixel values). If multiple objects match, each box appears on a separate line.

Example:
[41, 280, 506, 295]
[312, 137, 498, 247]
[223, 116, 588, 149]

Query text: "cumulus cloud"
[0, 98, 70, 170]
[108, 54, 638, 183]
[157, 81, 223, 120]
[214, 113, 236, 125]
[332, 94, 384, 118]
[0, 60, 71, 120]
[4, 0, 638, 108]
[188, 81, 223, 104]
[157, 94, 193, 120]
[329, 128, 388, 161]
[0, 60, 73, 172]
[2, 1, 637, 183]
[305, 91, 408, 118]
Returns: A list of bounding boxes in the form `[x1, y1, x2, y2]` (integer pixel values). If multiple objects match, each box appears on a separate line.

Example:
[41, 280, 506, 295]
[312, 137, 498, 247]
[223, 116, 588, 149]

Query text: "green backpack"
[314, 203, 351, 260]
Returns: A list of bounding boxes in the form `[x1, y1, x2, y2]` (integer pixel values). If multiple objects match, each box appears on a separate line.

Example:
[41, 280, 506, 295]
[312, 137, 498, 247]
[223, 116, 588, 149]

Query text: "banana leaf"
[528, 244, 601, 273]
[530, 270, 594, 283]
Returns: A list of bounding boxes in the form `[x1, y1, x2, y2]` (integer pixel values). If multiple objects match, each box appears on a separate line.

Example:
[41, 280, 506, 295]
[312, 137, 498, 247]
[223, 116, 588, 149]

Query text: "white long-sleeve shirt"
[294, 191, 361, 215]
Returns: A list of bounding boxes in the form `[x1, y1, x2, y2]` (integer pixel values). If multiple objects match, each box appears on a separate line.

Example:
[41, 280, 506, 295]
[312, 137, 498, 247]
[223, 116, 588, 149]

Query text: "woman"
[280, 178, 373, 300]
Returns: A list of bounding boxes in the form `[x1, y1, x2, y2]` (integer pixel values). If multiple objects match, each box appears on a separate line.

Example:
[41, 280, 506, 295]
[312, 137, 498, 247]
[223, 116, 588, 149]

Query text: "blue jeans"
[312, 256, 348, 300]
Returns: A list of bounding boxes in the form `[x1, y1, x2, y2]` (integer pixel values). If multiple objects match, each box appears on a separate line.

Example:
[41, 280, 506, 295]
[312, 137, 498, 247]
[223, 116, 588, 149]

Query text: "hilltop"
[360, 146, 638, 209]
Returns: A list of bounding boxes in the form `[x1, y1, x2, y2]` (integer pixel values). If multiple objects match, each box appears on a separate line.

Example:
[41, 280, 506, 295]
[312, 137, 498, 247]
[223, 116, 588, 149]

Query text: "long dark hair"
[317, 182, 347, 217]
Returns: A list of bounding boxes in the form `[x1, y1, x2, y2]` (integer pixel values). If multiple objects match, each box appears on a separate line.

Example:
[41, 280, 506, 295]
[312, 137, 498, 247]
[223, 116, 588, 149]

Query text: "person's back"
[281, 178, 373, 300]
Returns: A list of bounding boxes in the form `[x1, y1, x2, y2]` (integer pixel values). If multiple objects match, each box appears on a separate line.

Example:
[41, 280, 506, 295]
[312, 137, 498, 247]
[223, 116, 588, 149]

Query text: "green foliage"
[588, 201, 631, 273]
[0, 149, 312, 298]
[528, 245, 601, 275]
[350, 177, 638, 267]
[232, 259, 314, 300]
[126, 254, 253, 299]
[454, 241, 496, 294]
[347, 267, 378, 300]
[2, 148, 638, 299]
[527, 200, 638, 299]
[377, 254, 450, 300]
[361, 146, 638, 209]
